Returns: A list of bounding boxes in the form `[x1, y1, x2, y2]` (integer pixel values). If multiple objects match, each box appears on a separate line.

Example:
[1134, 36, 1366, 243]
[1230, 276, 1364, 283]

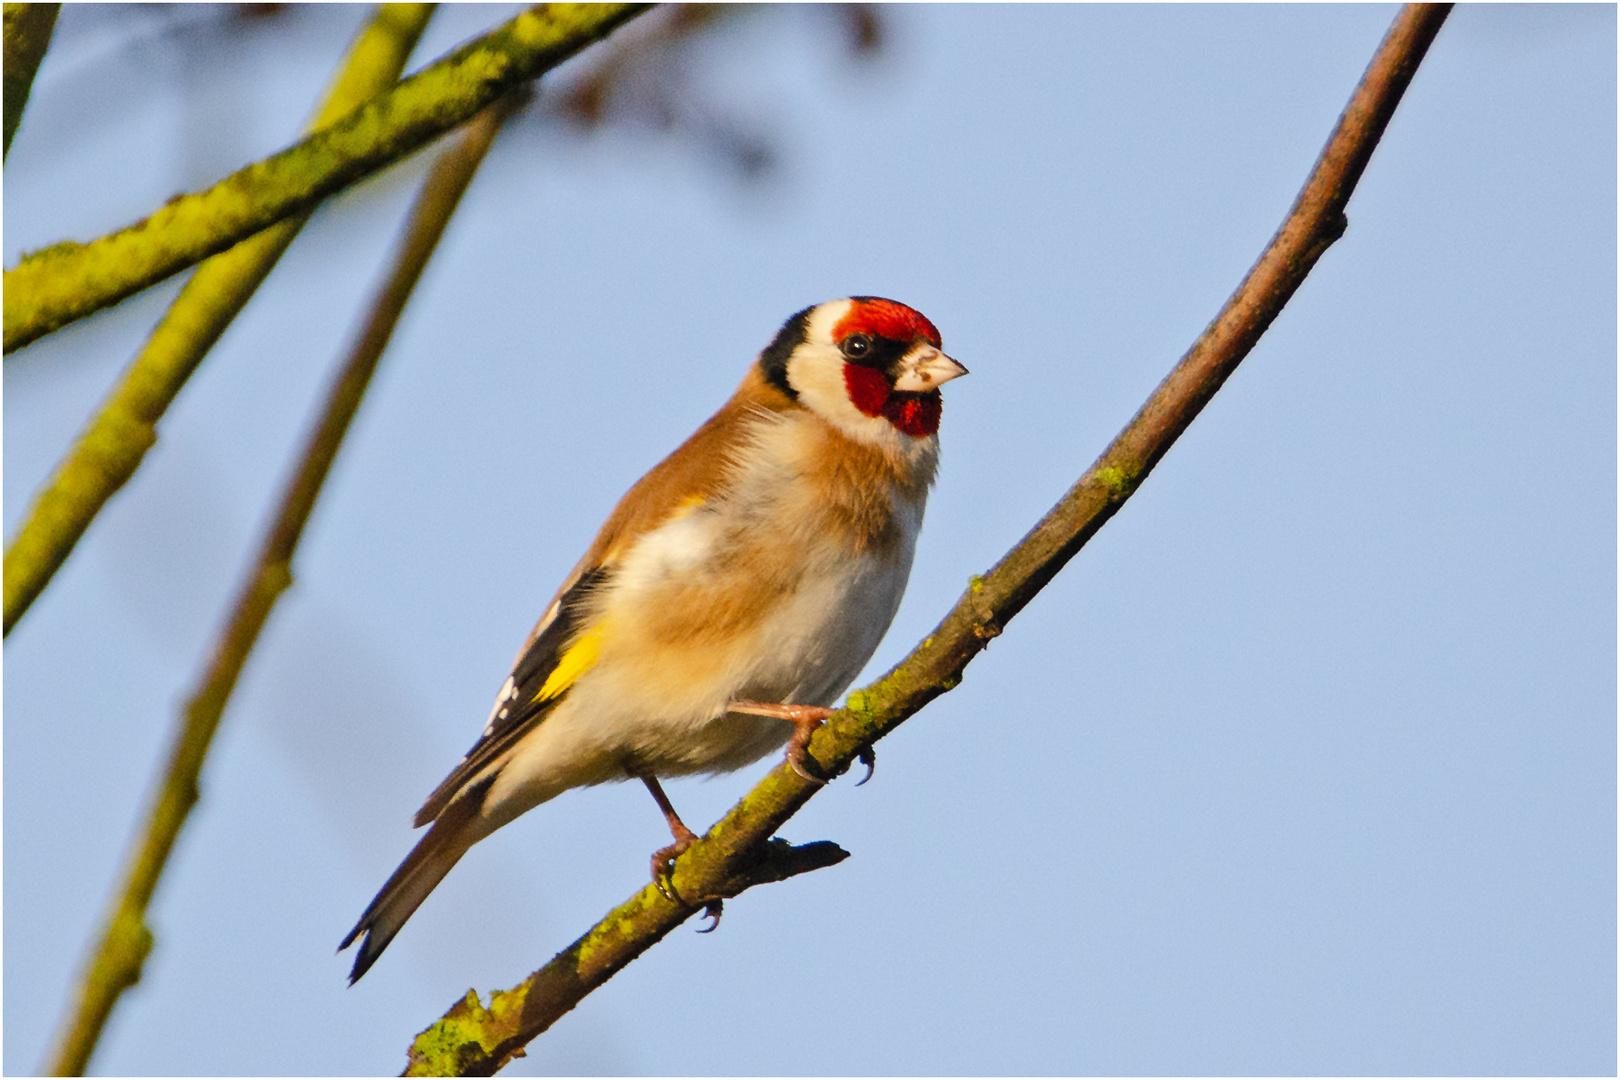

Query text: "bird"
[340, 297, 967, 983]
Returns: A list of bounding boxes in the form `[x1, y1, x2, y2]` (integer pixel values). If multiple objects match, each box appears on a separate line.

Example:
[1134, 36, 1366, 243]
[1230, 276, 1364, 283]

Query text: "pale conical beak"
[892, 346, 969, 393]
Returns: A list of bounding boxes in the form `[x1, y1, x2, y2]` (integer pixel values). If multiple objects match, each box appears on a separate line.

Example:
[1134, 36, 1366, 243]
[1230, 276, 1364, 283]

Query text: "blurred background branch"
[2, 2, 60, 159]
[535, 4, 886, 182]
[2, 3, 435, 640]
[1, 3, 647, 354]
[43, 88, 522, 1079]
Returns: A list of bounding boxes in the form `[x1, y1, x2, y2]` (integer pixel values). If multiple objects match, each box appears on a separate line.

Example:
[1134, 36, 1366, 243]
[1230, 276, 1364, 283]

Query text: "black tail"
[340, 778, 492, 983]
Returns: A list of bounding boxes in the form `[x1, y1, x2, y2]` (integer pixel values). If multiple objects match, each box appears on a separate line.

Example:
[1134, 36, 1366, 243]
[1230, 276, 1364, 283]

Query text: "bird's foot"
[784, 707, 835, 783]
[650, 820, 699, 903]
[639, 773, 703, 902]
[730, 701, 835, 783]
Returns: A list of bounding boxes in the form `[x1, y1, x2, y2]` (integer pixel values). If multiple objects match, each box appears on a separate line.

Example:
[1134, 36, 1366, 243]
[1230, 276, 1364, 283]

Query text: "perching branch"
[2, 3, 436, 640]
[1, 3, 648, 354]
[41, 91, 521, 1080]
[401, 5, 1453, 1075]
[2, 2, 58, 160]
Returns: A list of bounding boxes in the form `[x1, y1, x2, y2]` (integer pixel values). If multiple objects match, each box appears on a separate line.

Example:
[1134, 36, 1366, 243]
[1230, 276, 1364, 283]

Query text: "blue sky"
[5, 4, 1614, 1074]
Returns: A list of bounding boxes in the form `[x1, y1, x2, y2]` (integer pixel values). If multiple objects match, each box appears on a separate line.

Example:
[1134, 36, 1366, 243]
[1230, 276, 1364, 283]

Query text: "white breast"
[575, 411, 928, 774]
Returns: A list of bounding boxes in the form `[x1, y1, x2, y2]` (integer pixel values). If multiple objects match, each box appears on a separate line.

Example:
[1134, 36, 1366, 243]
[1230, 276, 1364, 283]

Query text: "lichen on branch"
[1, 3, 649, 354]
[2, 2, 60, 159]
[2, 4, 437, 640]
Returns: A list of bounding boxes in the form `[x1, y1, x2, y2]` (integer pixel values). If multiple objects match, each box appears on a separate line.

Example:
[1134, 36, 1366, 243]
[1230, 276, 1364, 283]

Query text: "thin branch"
[2, 3, 437, 639]
[401, 5, 1453, 1075]
[1, 3, 649, 354]
[2, 2, 59, 160]
[41, 89, 520, 1080]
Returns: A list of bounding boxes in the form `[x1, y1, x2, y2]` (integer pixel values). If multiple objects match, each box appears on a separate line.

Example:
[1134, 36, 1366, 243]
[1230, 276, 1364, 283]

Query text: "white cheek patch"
[785, 312, 904, 449]
[791, 349, 889, 437]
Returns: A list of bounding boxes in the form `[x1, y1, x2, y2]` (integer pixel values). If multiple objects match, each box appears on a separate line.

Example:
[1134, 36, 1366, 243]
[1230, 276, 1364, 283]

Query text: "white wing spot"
[484, 675, 517, 733]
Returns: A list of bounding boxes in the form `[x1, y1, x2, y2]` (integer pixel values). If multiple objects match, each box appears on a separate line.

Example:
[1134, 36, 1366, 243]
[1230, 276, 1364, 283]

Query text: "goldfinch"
[341, 297, 966, 982]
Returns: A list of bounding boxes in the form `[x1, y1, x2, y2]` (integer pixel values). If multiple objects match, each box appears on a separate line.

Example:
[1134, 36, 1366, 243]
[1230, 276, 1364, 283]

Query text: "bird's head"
[759, 297, 967, 446]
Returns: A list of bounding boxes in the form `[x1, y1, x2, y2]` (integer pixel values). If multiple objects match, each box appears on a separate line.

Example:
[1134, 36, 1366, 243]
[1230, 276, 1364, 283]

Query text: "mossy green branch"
[402, 6, 1452, 1074]
[404, 840, 849, 1076]
[1, 3, 649, 354]
[3, 2, 59, 160]
[2, 4, 437, 641]
[39, 63, 520, 1080]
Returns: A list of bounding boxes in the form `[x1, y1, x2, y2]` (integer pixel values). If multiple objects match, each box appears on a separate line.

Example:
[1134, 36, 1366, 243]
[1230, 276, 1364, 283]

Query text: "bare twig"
[1, 3, 649, 354]
[534, 5, 889, 182]
[400, 5, 1452, 1075]
[41, 91, 521, 1080]
[545, 6, 787, 180]
[2, 3, 437, 639]
[2, 2, 59, 159]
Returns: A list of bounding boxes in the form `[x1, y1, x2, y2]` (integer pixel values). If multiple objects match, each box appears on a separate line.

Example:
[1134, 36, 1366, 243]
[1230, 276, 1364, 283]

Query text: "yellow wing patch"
[534, 619, 610, 703]
[533, 496, 703, 704]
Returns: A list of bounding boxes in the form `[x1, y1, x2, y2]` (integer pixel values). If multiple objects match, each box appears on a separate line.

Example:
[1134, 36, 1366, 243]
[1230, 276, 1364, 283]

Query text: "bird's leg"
[728, 701, 835, 783]
[640, 774, 699, 902]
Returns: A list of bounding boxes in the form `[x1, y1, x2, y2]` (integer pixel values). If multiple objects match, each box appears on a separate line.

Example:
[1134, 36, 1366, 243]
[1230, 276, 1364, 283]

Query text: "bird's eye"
[841, 334, 872, 359]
